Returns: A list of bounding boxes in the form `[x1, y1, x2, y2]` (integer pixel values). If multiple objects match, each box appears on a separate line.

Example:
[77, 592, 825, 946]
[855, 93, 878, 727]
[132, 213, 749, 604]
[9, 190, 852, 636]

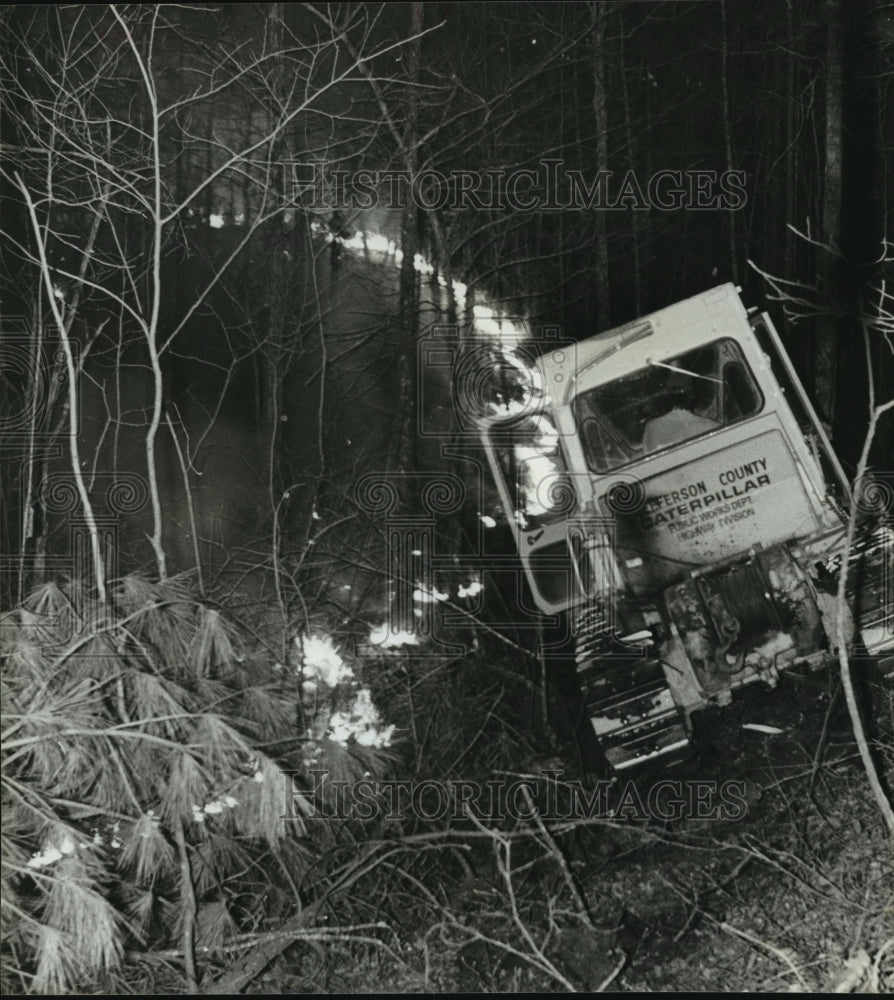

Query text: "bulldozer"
[477, 284, 893, 771]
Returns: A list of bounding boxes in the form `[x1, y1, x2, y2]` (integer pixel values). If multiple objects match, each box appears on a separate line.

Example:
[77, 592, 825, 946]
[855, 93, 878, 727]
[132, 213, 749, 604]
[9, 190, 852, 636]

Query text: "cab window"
[573, 338, 763, 473]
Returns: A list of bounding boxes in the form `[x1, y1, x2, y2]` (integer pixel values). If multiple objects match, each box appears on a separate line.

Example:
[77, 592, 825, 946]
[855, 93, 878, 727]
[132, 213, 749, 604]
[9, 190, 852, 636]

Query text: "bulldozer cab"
[480, 284, 847, 615]
[479, 284, 891, 771]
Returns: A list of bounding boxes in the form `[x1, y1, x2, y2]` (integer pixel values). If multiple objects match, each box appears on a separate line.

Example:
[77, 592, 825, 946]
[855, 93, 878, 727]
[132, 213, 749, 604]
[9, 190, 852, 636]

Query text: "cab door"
[480, 401, 581, 614]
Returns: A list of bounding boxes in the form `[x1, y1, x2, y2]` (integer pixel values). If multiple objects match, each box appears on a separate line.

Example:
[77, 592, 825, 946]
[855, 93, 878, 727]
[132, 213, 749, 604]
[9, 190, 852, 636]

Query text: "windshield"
[572, 338, 763, 473]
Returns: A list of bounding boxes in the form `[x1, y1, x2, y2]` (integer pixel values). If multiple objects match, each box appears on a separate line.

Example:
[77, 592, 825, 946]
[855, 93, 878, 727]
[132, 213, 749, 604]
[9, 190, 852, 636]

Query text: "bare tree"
[1, 4, 419, 596]
[751, 234, 894, 834]
[0, 7, 426, 991]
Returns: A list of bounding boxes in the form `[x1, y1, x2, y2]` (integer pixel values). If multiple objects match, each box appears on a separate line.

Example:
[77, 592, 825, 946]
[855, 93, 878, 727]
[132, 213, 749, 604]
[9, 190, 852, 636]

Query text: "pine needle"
[159, 752, 212, 828]
[189, 606, 239, 678]
[232, 756, 297, 846]
[41, 855, 123, 984]
[32, 924, 80, 996]
[239, 685, 295, 736]
[2, 573, 372, 992]
[125, 671, 194, 738]
[118, 883, 156, 943]
[119, 812, 176, 887]
[193, 898, 238, 955]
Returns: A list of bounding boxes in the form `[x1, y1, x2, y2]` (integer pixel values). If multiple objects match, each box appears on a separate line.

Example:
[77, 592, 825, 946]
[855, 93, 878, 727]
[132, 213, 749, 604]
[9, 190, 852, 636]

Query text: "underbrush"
[2, 575, 891, 994]
[0, 574, 392, 993]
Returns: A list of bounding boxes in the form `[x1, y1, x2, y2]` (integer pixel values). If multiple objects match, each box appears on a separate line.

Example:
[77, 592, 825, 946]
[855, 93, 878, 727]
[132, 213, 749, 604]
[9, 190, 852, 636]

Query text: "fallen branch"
[719, 921, 807, 990]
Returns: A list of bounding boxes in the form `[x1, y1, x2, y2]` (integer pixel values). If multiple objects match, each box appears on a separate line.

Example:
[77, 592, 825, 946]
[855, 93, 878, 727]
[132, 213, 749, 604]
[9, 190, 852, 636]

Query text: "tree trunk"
[815, 0, 842, 423]
[619, 13, 642, 316]
[783, 0, 796, 280]
[264, 3, 289, 513]
[396, 2, 423, 477]
[589, 1, 611, 331]
[720, 0, 739, 283]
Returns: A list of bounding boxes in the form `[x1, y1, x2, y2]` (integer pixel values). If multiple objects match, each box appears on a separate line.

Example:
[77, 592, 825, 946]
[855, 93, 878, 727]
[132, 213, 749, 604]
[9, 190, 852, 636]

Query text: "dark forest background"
[2, 2, 891, 598]
[0, 4, 892, 993]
